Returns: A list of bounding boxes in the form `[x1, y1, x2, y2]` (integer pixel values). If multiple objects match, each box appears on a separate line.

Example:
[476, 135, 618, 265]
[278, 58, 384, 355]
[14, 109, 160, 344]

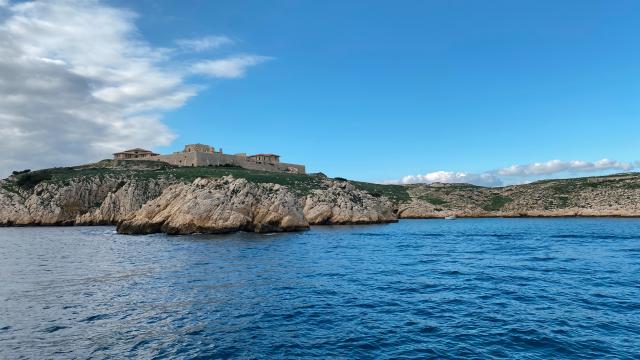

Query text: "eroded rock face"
[0, 174, 399, 233]
[303, 180, 397, 224]
[75, 178, 172, 225]
[0, 177, 127, 225]
[0, 176, 174, 226]
[117, 176, 310, 235]
[0, 187, 33, 225]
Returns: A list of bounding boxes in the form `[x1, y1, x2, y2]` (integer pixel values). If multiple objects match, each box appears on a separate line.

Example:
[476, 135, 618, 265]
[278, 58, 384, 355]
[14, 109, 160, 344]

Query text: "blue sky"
[1, 0, 639, 185]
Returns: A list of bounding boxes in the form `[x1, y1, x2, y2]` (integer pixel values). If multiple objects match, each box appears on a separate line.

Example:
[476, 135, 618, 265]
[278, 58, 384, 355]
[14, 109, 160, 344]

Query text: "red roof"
[113, 148, 158, 155]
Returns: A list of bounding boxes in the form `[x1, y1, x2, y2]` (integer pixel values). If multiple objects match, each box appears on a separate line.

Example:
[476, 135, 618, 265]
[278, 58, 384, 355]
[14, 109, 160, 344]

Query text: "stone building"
[183, 144, 215, 153]
[113, 144, 305, 174]
[247, 154, 280, 164]
[113, 148, 159, 160]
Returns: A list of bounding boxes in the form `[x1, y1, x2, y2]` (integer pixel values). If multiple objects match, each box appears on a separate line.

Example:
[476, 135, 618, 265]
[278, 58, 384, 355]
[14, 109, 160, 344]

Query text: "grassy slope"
[3, 160, 411, 200]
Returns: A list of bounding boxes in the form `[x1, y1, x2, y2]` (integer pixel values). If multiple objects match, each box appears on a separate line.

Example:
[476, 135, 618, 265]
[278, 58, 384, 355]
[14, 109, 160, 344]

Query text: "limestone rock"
[5, 176, 126, 225]
[76, 178, 172, 225]
[0, 186, 33, 225]
[304, 180, 397, 224]
[0, 176, 174, 226]
[117, 176, 309, 235]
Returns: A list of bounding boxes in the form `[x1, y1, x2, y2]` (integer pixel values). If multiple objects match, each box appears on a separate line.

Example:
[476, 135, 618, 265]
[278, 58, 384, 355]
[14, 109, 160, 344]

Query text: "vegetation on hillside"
[2, 161, 338, 197]
[417, 195, 447, 205]
[163, 166, 325, 195]
[2, 160, 414, 201]
[15, 170, 53, 188]
[483, 195, 513, 211]
[350, 181, 411, 203]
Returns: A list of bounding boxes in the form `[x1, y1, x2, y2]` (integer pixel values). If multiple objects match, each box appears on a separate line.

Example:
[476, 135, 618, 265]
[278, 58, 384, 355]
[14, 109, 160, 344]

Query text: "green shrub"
[350, 181, 411, 203]
[12, 169, 31, 176]
[551, 183, 574, 194]
[483, 195, 513, 211]
[16, 171, 52, 188]
[557, 195, 570, 208]
[418, 195, 447, 205]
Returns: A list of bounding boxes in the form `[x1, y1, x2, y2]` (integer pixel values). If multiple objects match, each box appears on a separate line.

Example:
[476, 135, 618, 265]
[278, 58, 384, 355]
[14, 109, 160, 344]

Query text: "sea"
[1, 218, 639, 359]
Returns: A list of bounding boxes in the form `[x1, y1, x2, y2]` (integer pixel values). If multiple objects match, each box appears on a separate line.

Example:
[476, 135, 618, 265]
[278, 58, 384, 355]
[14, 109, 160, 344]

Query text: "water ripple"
[1, 219, 639, 358]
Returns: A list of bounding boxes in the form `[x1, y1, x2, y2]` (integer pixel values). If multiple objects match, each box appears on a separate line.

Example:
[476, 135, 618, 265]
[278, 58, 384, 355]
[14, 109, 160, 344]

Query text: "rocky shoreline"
[2, 162, 639, 234]
[0, 171, 398, 234]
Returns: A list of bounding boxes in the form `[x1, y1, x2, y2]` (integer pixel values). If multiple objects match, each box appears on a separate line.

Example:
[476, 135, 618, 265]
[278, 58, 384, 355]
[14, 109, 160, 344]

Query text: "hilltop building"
[113, 144, 305, 174]
[113, 148, 159, 160]
[247, 154, 280, 164]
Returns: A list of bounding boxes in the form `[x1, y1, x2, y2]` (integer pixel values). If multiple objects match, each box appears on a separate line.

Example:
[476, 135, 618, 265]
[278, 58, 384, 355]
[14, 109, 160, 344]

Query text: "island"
[2, 143, 640, 235]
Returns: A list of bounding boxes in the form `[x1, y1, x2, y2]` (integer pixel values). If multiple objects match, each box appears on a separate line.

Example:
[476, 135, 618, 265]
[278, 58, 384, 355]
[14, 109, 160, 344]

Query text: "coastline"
[2, 162, 640, 235]
[3, 214, 640, 230]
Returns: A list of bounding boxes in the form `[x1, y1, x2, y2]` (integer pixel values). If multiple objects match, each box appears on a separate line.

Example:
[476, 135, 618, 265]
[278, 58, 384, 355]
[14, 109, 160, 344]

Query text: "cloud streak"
[390, 159, 638, 187]
[497, 159, 634, 177]
[396, 171, 503, 187]
[0, 0, 269, 177]
[176, 35, 234, 52]
[191, 55, 272, 78]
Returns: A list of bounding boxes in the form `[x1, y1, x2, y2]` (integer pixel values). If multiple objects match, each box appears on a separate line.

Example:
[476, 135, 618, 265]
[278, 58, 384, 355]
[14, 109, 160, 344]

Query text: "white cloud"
[192, 55, 272, 78]
[0, 0, 269, 177]
[496, 159, 634, 176]
[390, 171, 503, 187]
[176, 35, 233, 51]
[389, 158, 638, 187]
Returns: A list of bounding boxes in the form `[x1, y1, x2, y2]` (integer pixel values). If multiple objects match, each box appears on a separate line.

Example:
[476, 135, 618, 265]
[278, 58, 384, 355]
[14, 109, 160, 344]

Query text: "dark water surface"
[1, 219, 639, 359]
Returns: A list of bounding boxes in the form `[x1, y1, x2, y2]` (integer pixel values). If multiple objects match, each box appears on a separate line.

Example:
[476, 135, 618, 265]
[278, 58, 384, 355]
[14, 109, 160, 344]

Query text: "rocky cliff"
[304, 180, 396, 225]
[117, 177, 309, 235]
[75, 178, 173, 225]
[116, 177, 396, 235]
[2, 162, 640, 234]
[0, 162, 397, 233]
[0, 176, 173, 226]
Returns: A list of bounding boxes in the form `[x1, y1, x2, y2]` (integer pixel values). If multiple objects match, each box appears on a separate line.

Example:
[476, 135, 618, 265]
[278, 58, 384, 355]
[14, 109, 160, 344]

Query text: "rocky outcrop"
[1, 176, 127, 225]
[304, 180, 397, 224]
[75, 178, 172, 225]
[0, 187, 32, 225]
[0, 176, 175, 226]
[116, 177, 399, 235]
[117, 176, 309, 234]
[0, 171, 399, 233]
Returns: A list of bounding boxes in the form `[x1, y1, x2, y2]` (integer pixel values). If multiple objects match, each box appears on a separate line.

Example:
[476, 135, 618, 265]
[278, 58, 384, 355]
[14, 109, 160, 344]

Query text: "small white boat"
[444, 215, 457, 220]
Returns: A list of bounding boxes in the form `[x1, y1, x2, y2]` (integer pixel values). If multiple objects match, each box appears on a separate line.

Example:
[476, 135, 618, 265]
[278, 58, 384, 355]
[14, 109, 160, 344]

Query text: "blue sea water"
[0, 218, 639, 359]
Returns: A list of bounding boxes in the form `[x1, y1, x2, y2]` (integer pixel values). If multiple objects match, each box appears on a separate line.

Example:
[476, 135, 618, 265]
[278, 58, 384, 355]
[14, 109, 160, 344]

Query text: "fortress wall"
[130, 151, 305, 174]
[148, 152, 197, 166]
[230, 159, 305, 174]
[148, 152, 233, 167]
[236, 160, 284, 172]
[193, 152, 237, 166]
